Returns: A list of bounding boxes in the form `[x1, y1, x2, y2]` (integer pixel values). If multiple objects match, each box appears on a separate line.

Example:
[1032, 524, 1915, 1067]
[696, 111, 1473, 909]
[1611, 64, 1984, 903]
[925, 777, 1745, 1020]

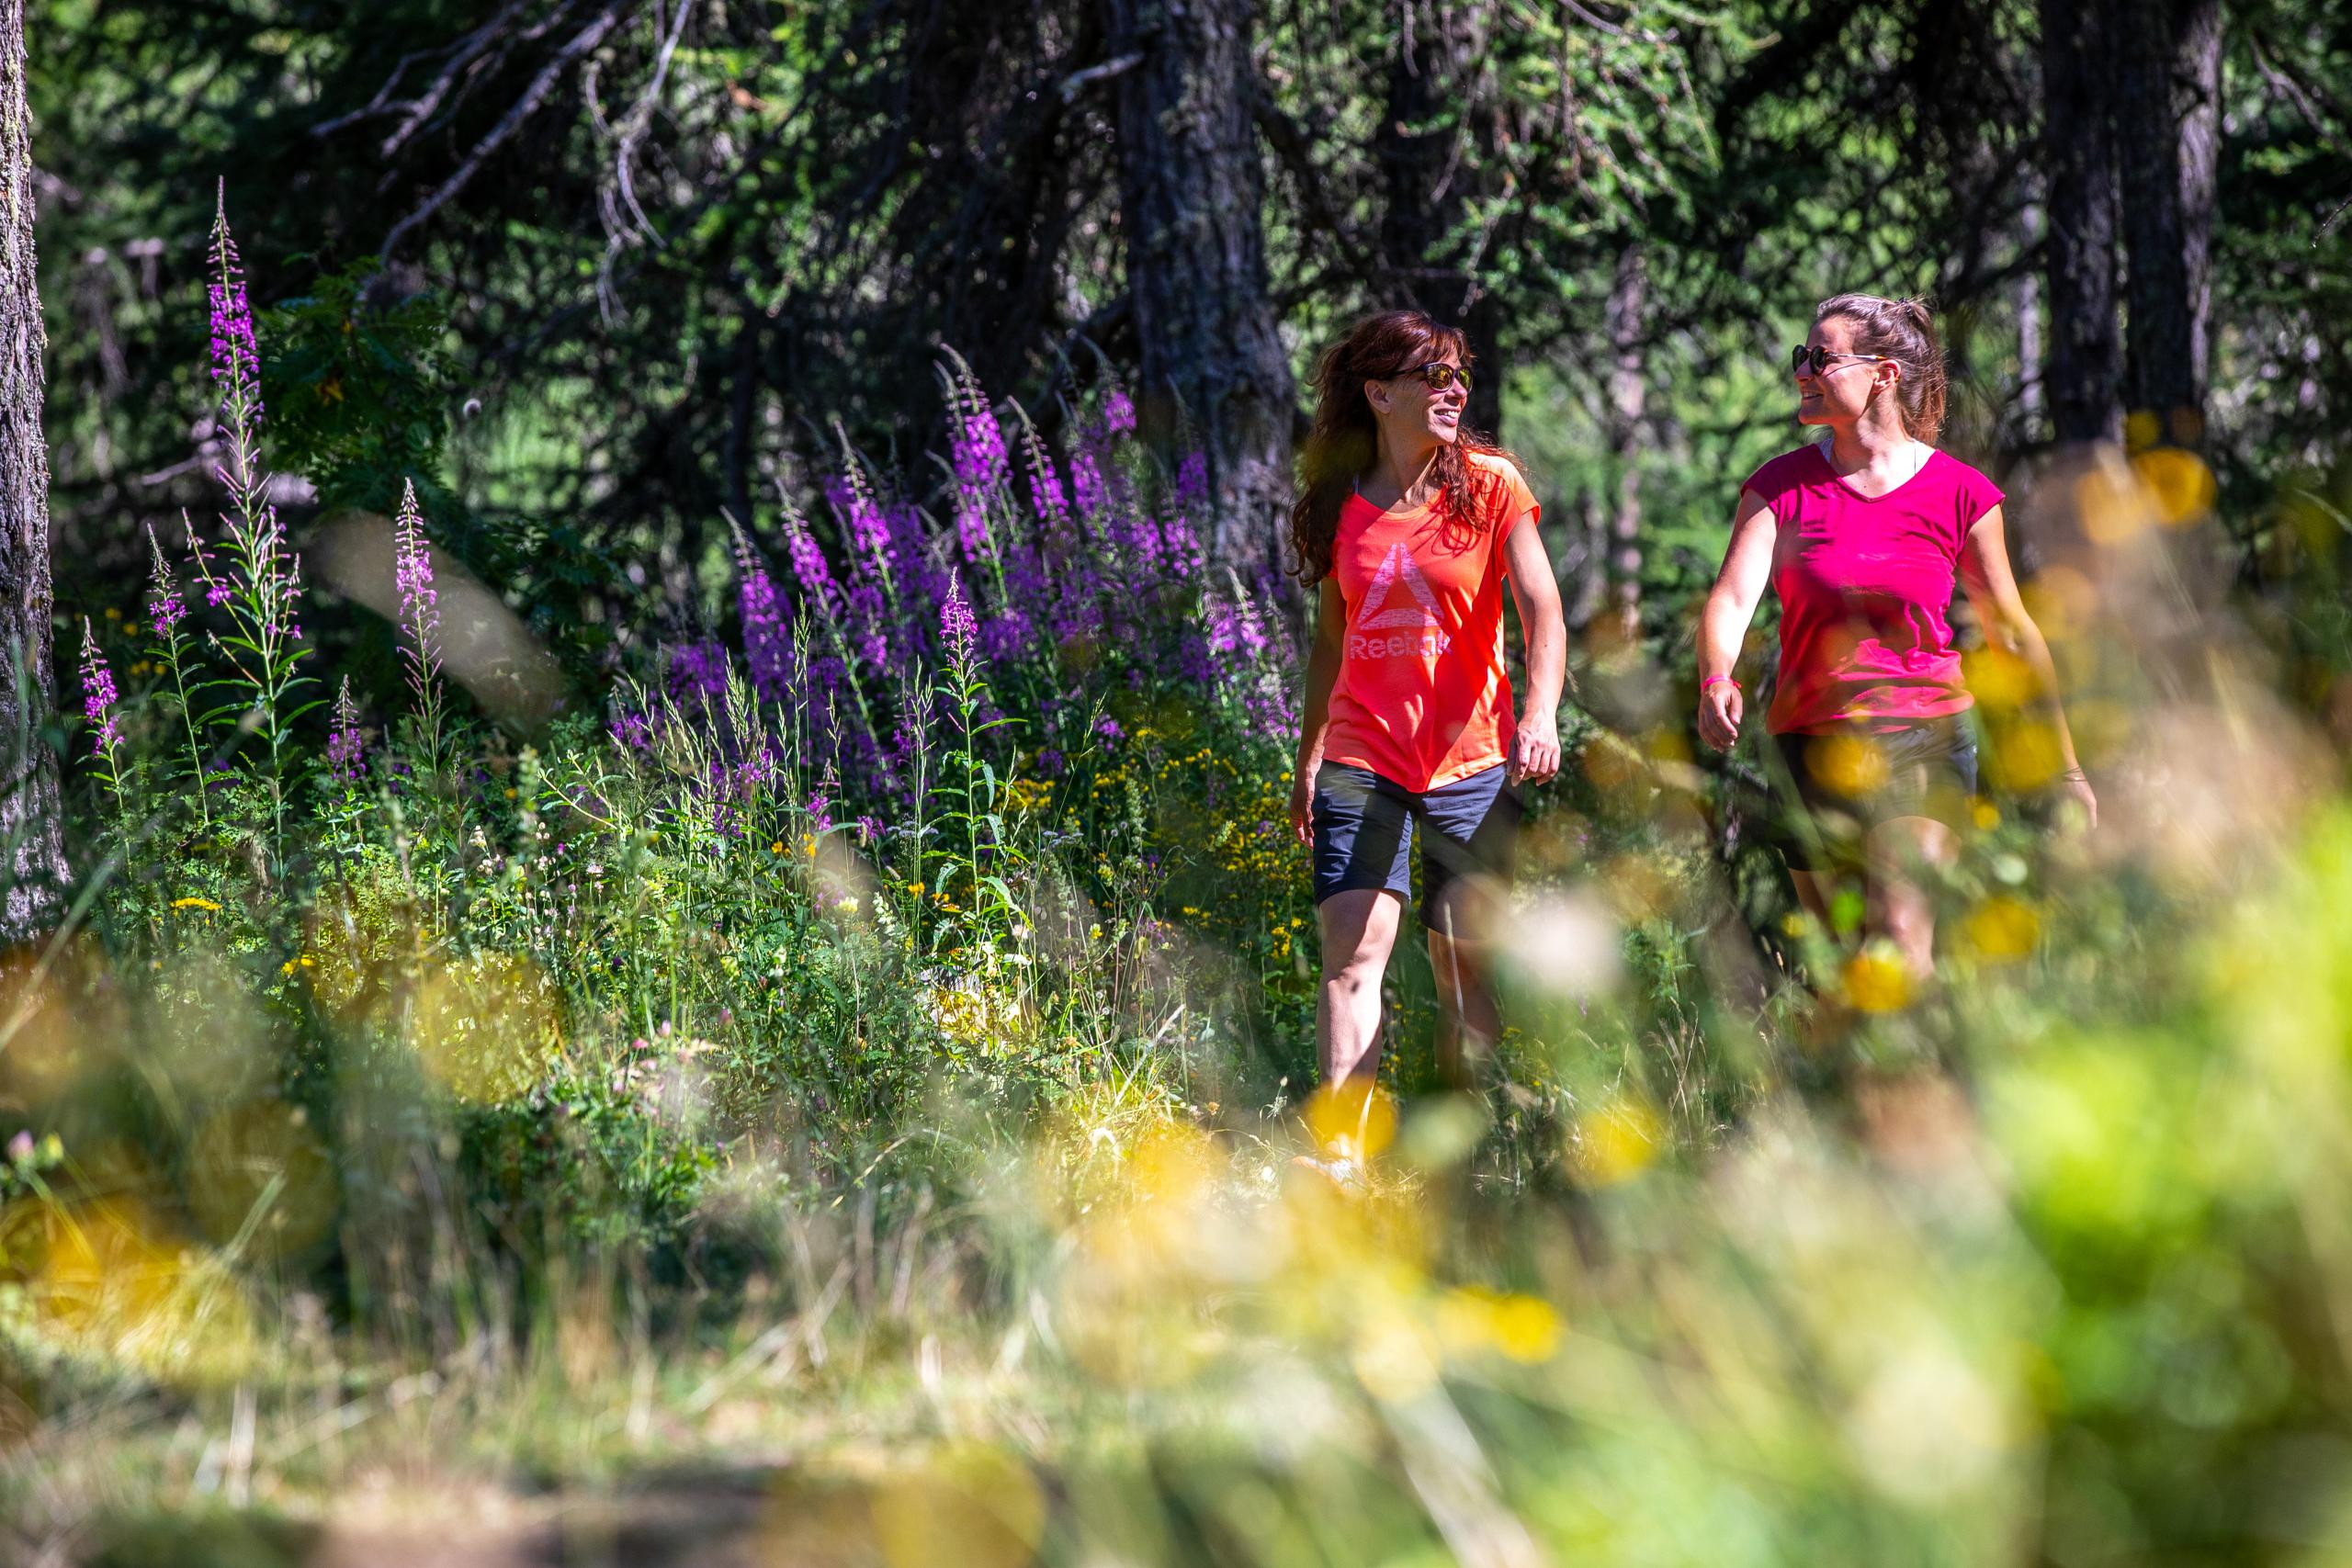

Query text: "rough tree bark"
[2117, 0, 2222, 444]
[1375, 5, 1505, 437]
[1101, 0, 1295, 586]
[2040, 0, 2125, 445]
[0, 0, 64, 937]
[1602, 246, 1646, 647]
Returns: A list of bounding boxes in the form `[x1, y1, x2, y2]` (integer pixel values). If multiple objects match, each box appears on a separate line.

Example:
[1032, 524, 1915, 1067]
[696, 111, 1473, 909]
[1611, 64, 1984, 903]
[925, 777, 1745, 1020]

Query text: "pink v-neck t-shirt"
[1320, 452, 1539, 792]
[1744, 444, 2004, 736]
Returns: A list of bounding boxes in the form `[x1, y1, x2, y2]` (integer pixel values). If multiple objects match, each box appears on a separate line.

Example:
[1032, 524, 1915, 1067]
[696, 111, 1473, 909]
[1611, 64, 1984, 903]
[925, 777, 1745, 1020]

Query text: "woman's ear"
[1363, 379, 1390, 417]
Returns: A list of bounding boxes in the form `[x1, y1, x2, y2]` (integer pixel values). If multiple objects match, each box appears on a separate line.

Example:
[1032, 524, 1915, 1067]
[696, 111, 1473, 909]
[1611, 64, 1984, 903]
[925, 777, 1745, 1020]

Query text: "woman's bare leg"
[1317, 889, 1404, 1084]
[1425, 881, 1502, 1093]
[1865, 815, 1959, 978]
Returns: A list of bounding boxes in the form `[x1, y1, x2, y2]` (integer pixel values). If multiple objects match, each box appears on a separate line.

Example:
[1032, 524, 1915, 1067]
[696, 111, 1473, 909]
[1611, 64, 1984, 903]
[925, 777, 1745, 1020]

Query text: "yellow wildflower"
[170, 897, 222, 913]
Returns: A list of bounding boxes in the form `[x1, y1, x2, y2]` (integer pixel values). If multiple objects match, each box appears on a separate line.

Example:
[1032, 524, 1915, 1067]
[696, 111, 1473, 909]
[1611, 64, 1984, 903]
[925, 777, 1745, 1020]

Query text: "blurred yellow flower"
[170, 897, 221, 913]
[1844, 948, 1912, 1013]
[1491, 1292, 1563, 1362]
[1807, 734, 1890, 797]
[2133, 446, 2215, 526]
[1572, 1098, 1661, 1186]
[1984, 719, 2064, 792]
[1304, 1078, 1396, 1162]
[1963, 896, 2040, 963]
[1961, 646, 2037, 713]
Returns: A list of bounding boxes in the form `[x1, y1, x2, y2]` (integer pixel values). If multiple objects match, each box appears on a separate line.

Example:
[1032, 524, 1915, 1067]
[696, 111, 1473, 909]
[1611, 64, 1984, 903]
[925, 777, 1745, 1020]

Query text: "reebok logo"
[1349, 543, 1451, 660]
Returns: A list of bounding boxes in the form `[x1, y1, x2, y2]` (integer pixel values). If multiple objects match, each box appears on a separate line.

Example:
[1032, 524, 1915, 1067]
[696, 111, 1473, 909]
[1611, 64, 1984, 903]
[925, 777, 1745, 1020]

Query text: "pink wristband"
[1701, 673, 1739, 692]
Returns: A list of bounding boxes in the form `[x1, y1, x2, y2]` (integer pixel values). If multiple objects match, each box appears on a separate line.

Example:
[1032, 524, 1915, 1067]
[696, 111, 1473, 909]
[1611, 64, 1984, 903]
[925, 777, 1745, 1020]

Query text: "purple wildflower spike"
[393, 480, 440, 694]
[942, 572, 978, 660]
[1104, 385, 1136, 436]
[1023, 423, 1070, 537]
[146, 525, 186, 636]
[208, 183, 261, 415]
[779, 500, 837, 612]
[326, 677, 366, 781]
[79, 618, 121, 759]
[1175, 450, 1208, 507]
[732, 525, 790, 702]
[1069, 446, 1108, 520]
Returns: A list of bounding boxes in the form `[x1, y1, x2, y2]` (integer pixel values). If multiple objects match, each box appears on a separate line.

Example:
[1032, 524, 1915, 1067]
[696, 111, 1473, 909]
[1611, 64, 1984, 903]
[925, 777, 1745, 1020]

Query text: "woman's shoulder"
[1463, 448, 1539, 523]
[1924, 447, 2007, 518]
[1742, 443, 1827, 500]
[1464, 448, 1524, 483]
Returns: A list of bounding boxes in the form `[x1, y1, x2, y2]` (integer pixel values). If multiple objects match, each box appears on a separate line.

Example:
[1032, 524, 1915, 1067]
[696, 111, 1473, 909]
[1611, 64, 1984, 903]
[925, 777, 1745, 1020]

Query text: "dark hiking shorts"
[1310, 761, 1521, 927]
[1769, 716, 1979, 872]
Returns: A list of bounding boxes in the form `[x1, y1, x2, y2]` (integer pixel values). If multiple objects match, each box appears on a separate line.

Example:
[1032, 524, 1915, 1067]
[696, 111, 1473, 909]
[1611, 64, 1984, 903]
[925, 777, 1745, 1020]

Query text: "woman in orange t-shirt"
[1286, 311, 1566, 1169]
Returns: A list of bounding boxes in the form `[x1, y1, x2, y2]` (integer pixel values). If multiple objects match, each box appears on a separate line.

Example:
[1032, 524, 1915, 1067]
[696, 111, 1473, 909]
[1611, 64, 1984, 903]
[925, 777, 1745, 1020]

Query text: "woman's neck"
[1825, 410, 1918, 475]
[1367, 433, 1443, 507]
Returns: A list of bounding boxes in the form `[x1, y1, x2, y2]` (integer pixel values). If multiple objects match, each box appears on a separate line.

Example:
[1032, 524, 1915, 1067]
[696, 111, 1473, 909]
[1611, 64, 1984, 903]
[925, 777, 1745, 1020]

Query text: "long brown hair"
[1289, 310, 1512, 584]
[1815, 292, 1950, 445]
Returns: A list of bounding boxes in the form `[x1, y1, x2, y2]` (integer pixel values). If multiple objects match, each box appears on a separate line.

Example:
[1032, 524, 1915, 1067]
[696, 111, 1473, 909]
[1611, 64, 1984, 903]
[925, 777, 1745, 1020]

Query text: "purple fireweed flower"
[855, 814, 880, 846]
[1104, 386, 1136, 437]
[979, 608, 1032, 661]
[611, 709, 653, 752]
[393, 481, 439, 691]
[843, 581, 888, 668]
[1094, 715, 1123, 742]
[827, 471, 893, 569]
[779, 503, 837, 613]
[1023, 425, 1070, 538]
[733, 531, 790, 703]
[79, 619, 121, 758]
[806, 788, 834, 832]
[326, 676, 366, 781]
[946, 365, 1008, 562]
[942, 572, 978, 660]
[208, 184, 260, 413]
[1174, 450, 1208, 508]
[665, 640, 730, 705]
[1069, 446, 1109, 520]
[146, 526, 186, 636]
[1158, 501, 1200, 579]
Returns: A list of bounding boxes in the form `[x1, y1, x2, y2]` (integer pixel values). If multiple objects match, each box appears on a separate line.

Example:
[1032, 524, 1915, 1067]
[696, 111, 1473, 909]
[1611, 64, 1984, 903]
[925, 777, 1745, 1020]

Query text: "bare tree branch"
[380, 2, 631, 262]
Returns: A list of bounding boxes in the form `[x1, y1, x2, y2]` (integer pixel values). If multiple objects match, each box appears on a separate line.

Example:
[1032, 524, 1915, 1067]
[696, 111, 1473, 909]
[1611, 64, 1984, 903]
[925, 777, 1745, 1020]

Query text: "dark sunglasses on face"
[1398, 360, 1472, 394]
[1791, 344, 1892, 376]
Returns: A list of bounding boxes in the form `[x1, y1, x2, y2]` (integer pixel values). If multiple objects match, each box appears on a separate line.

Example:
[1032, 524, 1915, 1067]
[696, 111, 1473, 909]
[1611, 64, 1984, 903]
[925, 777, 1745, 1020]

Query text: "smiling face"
[1795, 316, 1899, 429]
[1364, 347, 1468, 451]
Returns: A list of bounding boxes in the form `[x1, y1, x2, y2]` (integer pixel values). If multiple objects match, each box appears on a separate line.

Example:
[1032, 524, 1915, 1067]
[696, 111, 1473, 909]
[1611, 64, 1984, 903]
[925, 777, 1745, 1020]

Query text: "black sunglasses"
[1397, 360, 1472, 394]
[1791, 344, 1892, 376]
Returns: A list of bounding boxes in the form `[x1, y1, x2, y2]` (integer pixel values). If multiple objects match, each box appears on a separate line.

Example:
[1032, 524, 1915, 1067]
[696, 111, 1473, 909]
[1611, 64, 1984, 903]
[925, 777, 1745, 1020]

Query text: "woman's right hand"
[1289, 761, 1317, 846]
[1696, 680, 1744, 750]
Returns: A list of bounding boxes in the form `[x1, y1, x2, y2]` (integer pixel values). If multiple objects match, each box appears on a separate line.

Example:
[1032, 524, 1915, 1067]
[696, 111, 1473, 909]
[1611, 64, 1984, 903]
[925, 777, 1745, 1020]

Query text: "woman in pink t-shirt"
[1697, 293, 2097, 980]
[1286, 311, 1566, 1170]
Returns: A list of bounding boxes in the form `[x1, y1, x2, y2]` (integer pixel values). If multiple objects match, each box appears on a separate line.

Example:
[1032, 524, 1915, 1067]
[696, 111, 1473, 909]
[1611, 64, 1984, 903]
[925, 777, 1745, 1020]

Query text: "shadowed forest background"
[5, 1, 2352, 1563]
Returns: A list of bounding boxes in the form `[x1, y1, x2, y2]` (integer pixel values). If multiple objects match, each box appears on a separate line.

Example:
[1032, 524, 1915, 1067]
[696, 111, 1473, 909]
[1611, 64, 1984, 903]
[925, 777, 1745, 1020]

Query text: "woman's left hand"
[2061, 770, 2098, 831]
[1510, 712, 1562, 787]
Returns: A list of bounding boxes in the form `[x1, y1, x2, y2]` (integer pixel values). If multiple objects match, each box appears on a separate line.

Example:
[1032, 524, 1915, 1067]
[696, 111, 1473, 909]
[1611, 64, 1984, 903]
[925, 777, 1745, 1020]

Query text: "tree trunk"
[2039, 0, 2124, 445]
[2117, 0, 2222, 446]
[0, 0, 63, 938]
[1375, 6, 1505, 438]
[1102, 0, 1295, 588]
[1603, 246, 1645, 649]
[2016, 203, 2047, 442]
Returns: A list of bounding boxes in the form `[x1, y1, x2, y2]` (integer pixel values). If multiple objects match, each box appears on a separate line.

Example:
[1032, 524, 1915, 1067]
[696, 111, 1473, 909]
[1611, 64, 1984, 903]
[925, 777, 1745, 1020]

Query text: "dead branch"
[380, 1, 630, 262]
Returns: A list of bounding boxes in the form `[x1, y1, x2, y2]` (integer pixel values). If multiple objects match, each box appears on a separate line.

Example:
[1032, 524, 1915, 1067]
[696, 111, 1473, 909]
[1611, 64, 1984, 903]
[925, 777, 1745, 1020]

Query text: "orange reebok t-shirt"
[1320, 451, 1539, 793]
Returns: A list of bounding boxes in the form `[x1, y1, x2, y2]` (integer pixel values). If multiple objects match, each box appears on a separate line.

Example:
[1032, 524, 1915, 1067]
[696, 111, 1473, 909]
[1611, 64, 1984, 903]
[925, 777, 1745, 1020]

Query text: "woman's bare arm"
[1695, 489, 1777, 750]
[1959, 504, 2098, 827]
[1503, 507, 1564, 784]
